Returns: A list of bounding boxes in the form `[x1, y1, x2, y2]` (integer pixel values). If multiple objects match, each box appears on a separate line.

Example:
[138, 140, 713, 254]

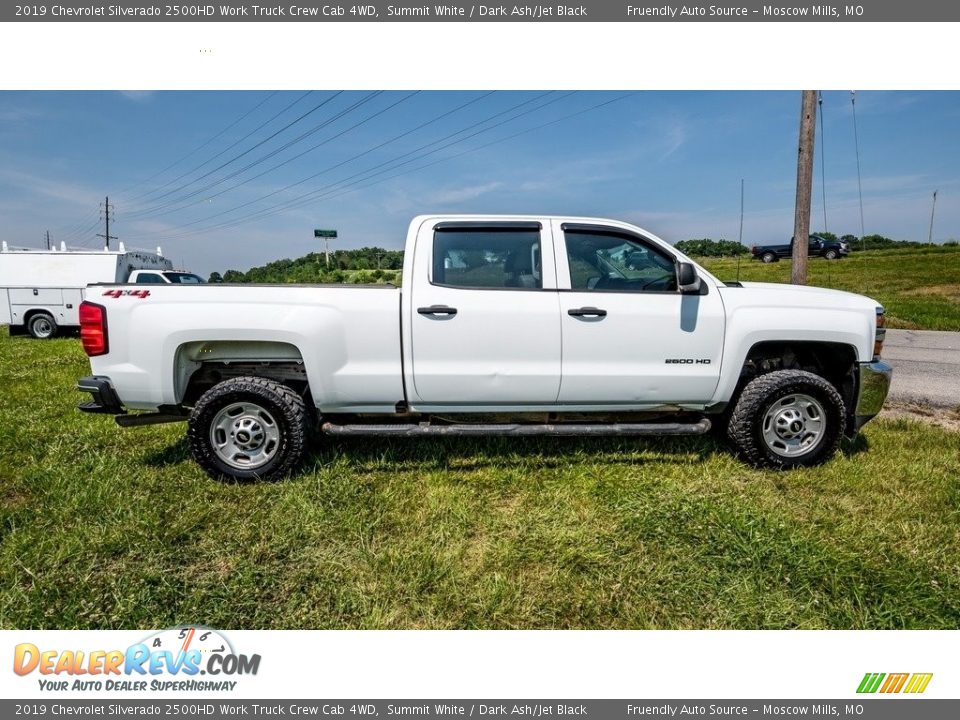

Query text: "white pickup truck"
[77, 215, 891, 480]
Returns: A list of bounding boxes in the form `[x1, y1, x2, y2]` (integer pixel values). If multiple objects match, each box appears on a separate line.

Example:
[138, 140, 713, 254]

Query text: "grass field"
[1, 333, 958, 630]
[697, 246, 960, 331]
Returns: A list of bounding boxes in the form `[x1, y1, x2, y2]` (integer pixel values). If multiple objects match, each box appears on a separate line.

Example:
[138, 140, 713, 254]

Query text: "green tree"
[208, 271, 223, 283]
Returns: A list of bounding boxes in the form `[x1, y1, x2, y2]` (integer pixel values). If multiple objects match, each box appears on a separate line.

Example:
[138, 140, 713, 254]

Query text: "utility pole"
[45, 230, 51, 250]
[792, 91, 817, 286]
[96, 196, 118, 250]
[928, 190, 938, 245]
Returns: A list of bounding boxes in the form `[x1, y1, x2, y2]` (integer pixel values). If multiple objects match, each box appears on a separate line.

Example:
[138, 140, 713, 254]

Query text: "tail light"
[79, 302, 109, 357]
[874, 307, 886, 359]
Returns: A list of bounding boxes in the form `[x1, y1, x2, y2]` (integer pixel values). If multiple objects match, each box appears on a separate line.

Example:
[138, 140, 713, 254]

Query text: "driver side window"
[564, 229, 677, 293]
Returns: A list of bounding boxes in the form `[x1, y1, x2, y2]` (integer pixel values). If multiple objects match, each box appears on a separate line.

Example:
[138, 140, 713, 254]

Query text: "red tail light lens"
[79, 302, 108, 356]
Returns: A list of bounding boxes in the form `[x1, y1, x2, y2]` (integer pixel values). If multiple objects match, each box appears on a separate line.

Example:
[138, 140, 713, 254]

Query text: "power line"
[818, 91, 827, 232]
[116, 91, 278, 196]
[132, 92, 627, 244]
[127, 92, 564, 240]
[149, 91, 424, 217]
[851, 90, 866, 250]
[128, 91, 387, 221]
[131, 91, 493, 233]
[124, 91, 342, 215]
[122, 91, 315, 205]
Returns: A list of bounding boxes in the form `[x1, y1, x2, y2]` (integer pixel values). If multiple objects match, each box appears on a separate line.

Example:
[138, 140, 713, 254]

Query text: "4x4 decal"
[102, 289, 150, 299]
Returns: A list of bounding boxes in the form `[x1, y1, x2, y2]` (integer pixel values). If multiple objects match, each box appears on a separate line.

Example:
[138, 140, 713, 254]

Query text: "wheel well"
[23, 308, 54, 324]
[735, 341, 858, 412]
[182, 361, 315, 409]
[175, 341, 314, 411]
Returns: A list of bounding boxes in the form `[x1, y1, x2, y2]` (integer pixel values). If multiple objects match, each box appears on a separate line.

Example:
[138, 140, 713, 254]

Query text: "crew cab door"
[408, 220, 562, 406]
[554, 221, 725, 406]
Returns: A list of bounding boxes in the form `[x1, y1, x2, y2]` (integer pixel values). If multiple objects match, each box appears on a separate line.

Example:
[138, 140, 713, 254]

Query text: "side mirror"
[677, 262, 701, 294]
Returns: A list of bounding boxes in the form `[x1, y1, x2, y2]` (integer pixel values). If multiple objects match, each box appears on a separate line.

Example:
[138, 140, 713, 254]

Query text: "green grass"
[698, 246, 960, 330]
[1, 333, 959, 630]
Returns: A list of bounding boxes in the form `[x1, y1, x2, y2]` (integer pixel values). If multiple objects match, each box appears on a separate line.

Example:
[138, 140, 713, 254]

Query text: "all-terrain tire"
[727, 370, 846, 469]
[27, 312, 58, 339]
[188, 376, 310, 481]
[824, 249, 839, 260]
[761, 252, 777, 263]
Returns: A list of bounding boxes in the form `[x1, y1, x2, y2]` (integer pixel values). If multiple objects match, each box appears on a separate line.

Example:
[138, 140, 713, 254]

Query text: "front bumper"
[852, 360, 892, 432]
[77, 375, 126, 415]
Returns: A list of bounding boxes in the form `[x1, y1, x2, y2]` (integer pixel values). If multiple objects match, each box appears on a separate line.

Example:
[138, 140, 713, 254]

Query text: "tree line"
[209, 247, 404, 284]
[674, 232, 954, 258]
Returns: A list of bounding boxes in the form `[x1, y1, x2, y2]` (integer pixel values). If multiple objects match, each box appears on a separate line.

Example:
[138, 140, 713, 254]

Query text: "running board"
[320, 419, 711, 437]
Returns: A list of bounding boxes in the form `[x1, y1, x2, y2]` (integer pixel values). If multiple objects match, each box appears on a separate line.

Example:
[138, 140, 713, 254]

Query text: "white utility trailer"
[0, 242, 173, 338]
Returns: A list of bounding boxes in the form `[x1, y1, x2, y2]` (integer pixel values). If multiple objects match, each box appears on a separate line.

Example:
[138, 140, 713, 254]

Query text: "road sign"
[314, 229, 338, 238]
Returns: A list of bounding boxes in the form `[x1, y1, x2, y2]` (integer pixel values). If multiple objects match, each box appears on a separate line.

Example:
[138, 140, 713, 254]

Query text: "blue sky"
[0, 90, 957, 275]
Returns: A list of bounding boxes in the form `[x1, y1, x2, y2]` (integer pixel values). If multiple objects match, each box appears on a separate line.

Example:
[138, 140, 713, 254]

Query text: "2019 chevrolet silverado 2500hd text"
[76, 215, 892, 480]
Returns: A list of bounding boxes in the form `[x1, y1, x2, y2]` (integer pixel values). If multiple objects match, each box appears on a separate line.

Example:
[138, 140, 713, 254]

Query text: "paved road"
[884, 329, 960, 408]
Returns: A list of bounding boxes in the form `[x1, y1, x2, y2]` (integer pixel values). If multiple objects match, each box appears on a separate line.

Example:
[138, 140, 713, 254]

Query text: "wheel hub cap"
[210, 402, 280, 470]
[761, 393, 826, 458]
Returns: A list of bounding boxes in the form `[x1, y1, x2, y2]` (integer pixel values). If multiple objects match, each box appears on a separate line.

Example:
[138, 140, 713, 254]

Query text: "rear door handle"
[418, 305, 458, 316]
[568, 306, 607, 318]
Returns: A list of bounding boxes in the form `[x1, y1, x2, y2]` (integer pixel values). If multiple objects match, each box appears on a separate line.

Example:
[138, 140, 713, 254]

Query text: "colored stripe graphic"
[904, 674, 934, 694]
[880, 673, 909, 693]
[857, 673, 885, 693]
[857, 672, 932, 694]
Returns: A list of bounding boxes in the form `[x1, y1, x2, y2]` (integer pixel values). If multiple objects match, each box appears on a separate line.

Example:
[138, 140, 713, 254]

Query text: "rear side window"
[432, 227, 542, 290]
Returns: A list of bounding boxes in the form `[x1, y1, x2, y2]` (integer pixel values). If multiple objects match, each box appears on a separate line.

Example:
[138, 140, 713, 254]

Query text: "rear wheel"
[27, 312, 57, 339]
[188, 376, 310, 481]
[727, 370, 845, 469]
[761, 252, 777, 263]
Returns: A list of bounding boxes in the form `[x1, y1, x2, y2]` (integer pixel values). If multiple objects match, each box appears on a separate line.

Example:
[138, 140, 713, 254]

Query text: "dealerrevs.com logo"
[13, 627, 261, 693]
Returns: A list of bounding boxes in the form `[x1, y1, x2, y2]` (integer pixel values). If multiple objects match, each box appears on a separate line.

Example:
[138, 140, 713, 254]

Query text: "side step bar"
[321, 419, 712, 437]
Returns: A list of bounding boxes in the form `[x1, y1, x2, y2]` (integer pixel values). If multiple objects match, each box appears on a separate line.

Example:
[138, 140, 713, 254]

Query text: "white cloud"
[118, 91, 156, 102]
[425, 181, 503, 205]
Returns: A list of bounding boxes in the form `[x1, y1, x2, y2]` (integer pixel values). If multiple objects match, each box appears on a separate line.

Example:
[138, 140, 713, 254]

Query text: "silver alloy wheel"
[761, 393, 826, 458]
[209, 401, 281, 470]
[31, 316, 54, 338]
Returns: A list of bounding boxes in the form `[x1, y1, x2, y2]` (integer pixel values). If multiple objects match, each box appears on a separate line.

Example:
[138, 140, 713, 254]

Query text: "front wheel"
[188, 376, 310, 481]
[824, 249, 839, 260]
[727, 370, 846, 469]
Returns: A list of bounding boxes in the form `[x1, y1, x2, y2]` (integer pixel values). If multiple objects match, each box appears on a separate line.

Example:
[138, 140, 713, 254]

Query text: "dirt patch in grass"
[881, 402, 960, 431]
[902, 284, 960, 303]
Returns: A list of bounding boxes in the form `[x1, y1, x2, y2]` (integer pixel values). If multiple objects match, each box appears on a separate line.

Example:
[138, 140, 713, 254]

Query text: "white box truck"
[0, 242, 176, 338]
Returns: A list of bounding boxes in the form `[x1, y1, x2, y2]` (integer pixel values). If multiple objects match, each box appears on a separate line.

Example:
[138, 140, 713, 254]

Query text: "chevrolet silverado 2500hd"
[76, 215, 892, 480]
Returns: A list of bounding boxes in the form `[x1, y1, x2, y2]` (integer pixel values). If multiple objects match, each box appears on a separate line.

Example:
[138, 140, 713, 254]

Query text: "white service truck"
[0, 243, 202, 338]
[76, 215, 892, 479]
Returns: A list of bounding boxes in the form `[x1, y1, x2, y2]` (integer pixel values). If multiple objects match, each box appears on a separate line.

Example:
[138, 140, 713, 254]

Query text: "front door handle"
[418, 305, 458, 316]
[568, 306, 607, 318]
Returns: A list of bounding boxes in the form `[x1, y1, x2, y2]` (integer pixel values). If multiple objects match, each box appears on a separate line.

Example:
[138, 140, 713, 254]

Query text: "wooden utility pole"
[792, 91, 817, 285]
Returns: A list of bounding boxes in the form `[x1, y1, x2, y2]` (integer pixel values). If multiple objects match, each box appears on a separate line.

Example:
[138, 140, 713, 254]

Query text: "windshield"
[164, 272, 205, 284]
